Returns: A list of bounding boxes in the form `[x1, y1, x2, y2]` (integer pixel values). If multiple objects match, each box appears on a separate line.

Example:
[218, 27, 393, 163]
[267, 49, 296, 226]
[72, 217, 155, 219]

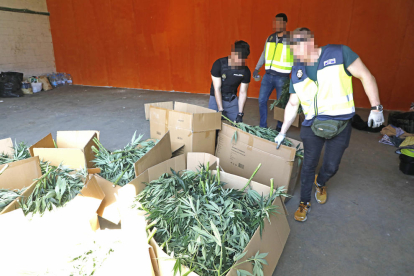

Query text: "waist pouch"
[311, 118, 349, 139]
[222, 94, 237, 102]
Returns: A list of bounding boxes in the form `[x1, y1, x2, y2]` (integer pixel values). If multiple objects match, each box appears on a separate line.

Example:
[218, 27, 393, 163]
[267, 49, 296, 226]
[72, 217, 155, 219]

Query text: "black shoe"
[276, 126, 282, 132]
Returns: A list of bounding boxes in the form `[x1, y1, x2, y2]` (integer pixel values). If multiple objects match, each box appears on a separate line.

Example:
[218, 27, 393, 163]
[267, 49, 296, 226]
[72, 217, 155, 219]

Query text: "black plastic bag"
[0, 71, 24, 98]
[388, 112, 414, 134]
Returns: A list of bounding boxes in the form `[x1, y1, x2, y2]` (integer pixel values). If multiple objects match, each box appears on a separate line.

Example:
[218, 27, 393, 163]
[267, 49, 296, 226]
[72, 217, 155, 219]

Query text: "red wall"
[47, 0, 413, 111]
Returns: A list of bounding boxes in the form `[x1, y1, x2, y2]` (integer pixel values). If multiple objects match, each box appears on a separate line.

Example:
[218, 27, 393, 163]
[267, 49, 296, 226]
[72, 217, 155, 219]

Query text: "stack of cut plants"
[134, 163, 287, 276]
[0, 141, 31, 165]
[92, 132, 157, 187]
[20, 163, 87, 215]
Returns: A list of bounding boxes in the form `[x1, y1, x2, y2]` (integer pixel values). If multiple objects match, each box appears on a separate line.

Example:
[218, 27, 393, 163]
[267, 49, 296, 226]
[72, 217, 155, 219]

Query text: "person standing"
[274, 28, 384, 222]
[209, 41, 251, 122]
[253, 13, 294, 130]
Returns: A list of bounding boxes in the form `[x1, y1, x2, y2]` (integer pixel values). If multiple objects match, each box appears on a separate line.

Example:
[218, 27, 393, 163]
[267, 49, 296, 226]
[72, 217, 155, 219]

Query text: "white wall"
[0, 0, 56, 78]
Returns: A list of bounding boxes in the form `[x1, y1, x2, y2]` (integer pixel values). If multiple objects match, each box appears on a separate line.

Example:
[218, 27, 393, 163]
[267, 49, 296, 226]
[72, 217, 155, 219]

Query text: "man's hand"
[274, 133, 286, 149]
[253, 69, 260, 79]
[368, 110, 384, 128]
[220, 110, 228, 120]
[235, 113, 244, 123]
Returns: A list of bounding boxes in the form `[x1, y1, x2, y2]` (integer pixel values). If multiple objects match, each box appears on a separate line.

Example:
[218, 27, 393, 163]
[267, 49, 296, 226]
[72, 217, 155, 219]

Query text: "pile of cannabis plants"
[92, 132, 157, 186]
[134, 164, 287, 276]
[0, 141, 31, 165]
[0, 188, 26, 212]
[20, 163, 86, 215]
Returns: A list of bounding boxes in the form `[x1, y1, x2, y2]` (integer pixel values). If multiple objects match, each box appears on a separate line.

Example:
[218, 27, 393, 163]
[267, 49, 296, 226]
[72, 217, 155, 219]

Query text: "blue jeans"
[208, 95, 239, 121]
[258, 73, 289, 128]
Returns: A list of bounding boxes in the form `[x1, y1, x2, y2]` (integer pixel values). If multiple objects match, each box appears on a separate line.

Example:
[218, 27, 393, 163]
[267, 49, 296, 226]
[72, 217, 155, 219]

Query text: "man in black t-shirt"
[209, 41, 251, 122]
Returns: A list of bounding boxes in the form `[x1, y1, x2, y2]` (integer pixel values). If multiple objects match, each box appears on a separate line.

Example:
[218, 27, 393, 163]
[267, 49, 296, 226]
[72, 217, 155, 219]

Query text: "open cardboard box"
[146, 102, 221, 155]
[144, 101, 174, 120]
[0, 137, 14, 156]
[273, 106, 305, 128]
[95, 132, 174, 225]
[118, 153, 290, 276]
[0, 156, 43, 215]
[216, 123, 303, 199]
[29, 130, 99, 170]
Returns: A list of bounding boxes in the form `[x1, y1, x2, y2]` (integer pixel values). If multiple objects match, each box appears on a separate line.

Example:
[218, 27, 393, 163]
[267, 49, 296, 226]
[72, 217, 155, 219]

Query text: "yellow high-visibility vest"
[264, 34, 294, 74]
[291, 44, 355, 120]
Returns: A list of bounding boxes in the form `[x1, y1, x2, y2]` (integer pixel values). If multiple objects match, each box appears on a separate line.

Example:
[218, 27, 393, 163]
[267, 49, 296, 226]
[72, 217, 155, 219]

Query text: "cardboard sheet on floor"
[146, 102, 221, 155]
[215, 123, 303, 198]
[0, 156, 43, 215]
[95, 132, 174, 225]
[0, 137, 14, 156]
[29, 131, 99, 169]
[118, 153, 290, 276]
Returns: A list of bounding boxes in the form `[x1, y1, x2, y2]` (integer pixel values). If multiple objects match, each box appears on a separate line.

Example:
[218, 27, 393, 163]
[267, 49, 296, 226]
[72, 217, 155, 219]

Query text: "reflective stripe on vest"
[291, 44, 355, 120]
[264, 39, 294, 74]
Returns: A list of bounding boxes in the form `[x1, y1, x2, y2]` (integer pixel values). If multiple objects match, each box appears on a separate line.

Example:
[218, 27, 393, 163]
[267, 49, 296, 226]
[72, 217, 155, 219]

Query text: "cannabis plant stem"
[270, 178, 274, 197]
[241, 163, 262, 191]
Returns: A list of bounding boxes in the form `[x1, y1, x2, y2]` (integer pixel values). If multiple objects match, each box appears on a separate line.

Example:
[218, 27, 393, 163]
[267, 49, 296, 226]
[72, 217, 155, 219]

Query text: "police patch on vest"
[269, 36, 273, 41]
[324, 58, 336, 66]
[222, 74, 226, 80]
[297, 69, 303, 79]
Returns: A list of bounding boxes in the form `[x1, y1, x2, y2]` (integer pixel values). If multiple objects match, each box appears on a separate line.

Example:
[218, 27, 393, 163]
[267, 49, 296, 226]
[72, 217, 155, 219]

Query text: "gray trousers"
[208, 95, 239, 121]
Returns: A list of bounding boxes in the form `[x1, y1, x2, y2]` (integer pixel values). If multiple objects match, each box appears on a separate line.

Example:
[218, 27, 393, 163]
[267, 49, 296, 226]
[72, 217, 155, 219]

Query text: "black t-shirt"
[210, 57, 251, 96]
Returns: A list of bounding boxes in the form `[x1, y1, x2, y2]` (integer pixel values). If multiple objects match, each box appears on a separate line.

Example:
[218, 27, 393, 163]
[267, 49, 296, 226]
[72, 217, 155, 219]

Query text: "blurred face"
[230, 51, 245, 67]
[273, 17, 286, 33]
[290, 32, 317, 63]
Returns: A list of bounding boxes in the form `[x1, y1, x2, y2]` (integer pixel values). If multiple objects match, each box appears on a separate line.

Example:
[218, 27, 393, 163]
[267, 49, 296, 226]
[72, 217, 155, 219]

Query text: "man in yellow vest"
[274, 28, 384, 222]
[253, 13, 294, 130]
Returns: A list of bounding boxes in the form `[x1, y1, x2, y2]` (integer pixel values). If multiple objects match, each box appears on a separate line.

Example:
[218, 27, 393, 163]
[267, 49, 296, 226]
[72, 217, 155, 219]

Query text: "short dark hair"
[275, 13, 288, 22]
[233, 40, 250, 59]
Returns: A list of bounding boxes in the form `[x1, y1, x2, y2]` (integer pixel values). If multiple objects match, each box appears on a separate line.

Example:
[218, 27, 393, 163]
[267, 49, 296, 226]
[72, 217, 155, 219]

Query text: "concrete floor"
[1, 85, 413, 276]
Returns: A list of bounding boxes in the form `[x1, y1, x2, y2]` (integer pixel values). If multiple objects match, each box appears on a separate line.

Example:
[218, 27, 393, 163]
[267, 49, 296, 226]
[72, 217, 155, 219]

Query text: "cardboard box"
[146, 102, 221, 155]
[0, 137, 14, 156]
[118, 153, 290, 276]
[95, 132, 173, 225]
[144, 101, 174, 120]
[29, 131, 99, 170]
[216, 123, 303, 198]
[273, 106, 304, 128]
[0, 156, 43, 215]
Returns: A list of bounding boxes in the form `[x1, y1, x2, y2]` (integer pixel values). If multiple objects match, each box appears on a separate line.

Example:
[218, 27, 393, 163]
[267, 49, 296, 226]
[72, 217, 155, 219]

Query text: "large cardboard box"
[0, 137, 14, 156]
[119, 153, 290, 276]
[29, 131, 99, 169]
[146, 102, 221, 155]
[216, 123, 303, 198]
[95, 132, 173, 225]
[144, 101, 173, 120]
[0, 156, 43, 215]
[274, 106, 304, 128]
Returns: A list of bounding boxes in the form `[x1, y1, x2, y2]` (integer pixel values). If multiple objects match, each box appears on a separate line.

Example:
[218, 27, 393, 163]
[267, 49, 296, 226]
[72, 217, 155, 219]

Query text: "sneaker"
[314, 181, 327, 204]
[294, 202, 311, 222]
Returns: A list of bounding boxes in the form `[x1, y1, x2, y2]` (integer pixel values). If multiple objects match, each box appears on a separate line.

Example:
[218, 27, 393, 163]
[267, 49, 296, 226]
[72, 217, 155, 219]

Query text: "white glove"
[368, 110, 384, 128]
[274, 133, 286, 149]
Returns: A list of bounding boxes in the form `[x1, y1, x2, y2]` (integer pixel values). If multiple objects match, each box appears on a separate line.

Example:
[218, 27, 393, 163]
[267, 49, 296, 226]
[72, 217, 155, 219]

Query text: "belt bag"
[311, 118, 349, 139]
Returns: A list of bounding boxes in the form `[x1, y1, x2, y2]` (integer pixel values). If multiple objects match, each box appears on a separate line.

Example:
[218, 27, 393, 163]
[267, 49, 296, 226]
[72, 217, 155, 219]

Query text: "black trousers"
[299, 121, 352, 202]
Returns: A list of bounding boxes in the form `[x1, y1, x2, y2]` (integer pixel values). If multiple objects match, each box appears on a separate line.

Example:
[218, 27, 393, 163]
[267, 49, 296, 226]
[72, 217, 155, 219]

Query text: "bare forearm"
[238, 91, 247, 113]
[214, 89, 224, 110]
[280, 101, 299, 134]
[361, 74, 380, 107]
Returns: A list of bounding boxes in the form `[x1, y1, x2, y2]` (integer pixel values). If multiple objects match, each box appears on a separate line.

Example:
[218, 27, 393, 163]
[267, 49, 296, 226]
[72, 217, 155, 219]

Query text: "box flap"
[174, 102, 215, 114]
[95, 175, 122, 224]
[149, 106, 170, 139]
[0, 179, 38, 215]
[186, 152, 219, 172]
[56, 130, 99, 149]
[33, 148, 87, 170]
[0, 156, 42, 190]
[220, 123, 296, 161]
[134, 132, 173, 177]
[29, 133, 55, 157]
[171, 142, 185, 153]
[145, 101, 174, 120]
[147, 155, 186, 182]
[0, 138, 14, 156]
[76, 175, 106, 213]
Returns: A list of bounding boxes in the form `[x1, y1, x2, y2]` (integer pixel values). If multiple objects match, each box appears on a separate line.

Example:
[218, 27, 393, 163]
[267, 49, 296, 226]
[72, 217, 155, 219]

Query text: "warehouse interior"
[1, 0, 413, 276]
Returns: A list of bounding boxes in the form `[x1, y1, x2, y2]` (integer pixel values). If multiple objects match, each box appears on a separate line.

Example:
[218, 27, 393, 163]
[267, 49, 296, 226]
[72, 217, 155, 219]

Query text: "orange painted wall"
[46, 0, 413, 111]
